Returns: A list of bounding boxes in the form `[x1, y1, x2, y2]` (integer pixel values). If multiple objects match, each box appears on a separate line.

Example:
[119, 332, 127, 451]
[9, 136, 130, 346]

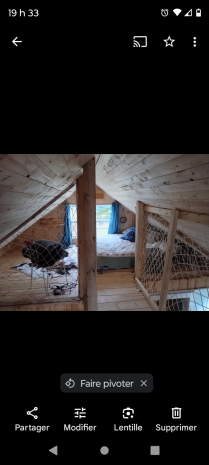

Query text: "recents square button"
[150, 446, 160, 455]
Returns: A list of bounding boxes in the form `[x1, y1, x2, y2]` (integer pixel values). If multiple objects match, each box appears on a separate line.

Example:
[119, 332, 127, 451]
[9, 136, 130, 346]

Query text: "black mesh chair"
[22, 240, 69, 295]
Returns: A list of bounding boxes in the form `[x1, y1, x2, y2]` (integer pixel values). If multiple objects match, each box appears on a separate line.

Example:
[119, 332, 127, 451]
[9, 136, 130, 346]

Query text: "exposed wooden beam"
[38, 219, 64, 225]
[76, 175, 87, 308]
[135, 201, 144, 280]
[158, 210, 179, 311]
[83, 158, 97, 311]
[135, 277, 159, 311]
[144, 205, 209, 225]
[144, 205, 173, 217]
[178, 211, 209, 225]
[142, 276, 209, 293]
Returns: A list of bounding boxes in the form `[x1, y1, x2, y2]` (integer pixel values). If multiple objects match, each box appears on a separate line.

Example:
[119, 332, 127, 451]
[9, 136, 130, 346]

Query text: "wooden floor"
[97, 269, 152, 311]
[0, 251, 152, 311]
[0, 249, 79, 307]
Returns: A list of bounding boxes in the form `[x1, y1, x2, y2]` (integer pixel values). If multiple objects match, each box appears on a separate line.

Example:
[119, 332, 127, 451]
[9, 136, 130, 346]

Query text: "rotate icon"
[65, 378, 75, 388]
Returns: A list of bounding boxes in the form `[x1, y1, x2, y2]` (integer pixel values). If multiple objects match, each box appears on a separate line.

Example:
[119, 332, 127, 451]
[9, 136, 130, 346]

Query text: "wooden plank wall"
[18, 203, 65, 243]
[96, 154, 209, 215]
[67, 185, 115, 205]
[67, 185, 135, 234]
[0, 200, 67, 255]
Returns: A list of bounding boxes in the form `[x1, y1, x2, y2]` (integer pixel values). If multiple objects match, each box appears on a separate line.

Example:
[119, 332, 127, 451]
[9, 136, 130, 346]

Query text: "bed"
[96, 234, 168, 269]
[97, 234, 135, 269]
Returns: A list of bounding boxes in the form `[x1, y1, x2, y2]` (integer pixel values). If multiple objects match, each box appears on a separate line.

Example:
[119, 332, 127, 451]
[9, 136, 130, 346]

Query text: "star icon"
[164, 36, 175, 47]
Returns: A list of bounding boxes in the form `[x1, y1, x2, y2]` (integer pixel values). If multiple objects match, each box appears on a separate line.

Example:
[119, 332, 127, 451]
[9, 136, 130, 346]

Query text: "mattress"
[97, 234, 135, 257]
[96, 234, 167, 258]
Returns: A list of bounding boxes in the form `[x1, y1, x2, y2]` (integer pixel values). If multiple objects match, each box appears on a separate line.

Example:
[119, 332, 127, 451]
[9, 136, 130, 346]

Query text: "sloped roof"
[96, 154, 209, 215]
[0, 154, 209, 249]
[96, 154, 209, 255]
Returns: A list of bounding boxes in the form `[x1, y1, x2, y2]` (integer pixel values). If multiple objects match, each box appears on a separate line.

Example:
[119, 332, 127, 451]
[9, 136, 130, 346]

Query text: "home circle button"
[100, 446, 109, 455]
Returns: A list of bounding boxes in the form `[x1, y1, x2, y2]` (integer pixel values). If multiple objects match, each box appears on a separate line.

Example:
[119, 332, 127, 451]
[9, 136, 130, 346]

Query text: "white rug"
[11, 254, 78, 279]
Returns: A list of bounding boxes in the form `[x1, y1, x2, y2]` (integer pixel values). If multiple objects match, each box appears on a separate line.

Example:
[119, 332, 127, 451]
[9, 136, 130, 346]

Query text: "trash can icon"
[172, 407, 182, 419]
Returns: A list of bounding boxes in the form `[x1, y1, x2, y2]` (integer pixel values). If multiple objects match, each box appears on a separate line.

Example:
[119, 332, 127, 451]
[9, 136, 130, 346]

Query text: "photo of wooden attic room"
[0, 154, 209, 311]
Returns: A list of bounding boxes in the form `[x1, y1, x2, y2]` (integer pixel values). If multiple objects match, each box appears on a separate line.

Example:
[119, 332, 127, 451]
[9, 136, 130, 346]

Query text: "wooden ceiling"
[0, 154, 208, 246]
[96, 154, 209, 255]
[96, 154, 209, 215]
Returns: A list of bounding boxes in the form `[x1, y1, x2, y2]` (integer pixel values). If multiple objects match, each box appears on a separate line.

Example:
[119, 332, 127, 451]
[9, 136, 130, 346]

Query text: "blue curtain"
[108, 202, 119, 234]
[62, 202, 73, 248]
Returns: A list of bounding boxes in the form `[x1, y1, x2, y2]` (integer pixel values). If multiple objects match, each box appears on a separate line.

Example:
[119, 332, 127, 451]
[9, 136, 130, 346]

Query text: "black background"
[1, 4, 206, 57]
[5, 316, 207, 461]
[0, 4, 208, 463]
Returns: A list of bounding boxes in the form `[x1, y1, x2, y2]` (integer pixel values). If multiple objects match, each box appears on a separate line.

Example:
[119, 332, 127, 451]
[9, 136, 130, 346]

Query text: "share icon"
[27, 406, 38, 419]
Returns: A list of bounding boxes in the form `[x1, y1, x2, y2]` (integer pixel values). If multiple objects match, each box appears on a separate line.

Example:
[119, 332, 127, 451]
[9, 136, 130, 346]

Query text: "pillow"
[120, 227, 135, 242]
[122, 228, 131, 234]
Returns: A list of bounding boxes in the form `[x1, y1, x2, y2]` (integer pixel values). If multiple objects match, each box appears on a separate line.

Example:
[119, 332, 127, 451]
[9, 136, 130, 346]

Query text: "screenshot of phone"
[0, 4, 207, 464]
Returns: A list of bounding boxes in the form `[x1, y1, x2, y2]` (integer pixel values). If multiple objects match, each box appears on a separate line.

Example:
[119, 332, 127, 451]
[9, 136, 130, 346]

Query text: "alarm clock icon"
[161, 9, 169, 17]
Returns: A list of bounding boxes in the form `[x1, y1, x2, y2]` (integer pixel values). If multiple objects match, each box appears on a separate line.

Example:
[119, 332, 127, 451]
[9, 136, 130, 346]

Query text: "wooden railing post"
[76, 175, 87, 308]
[83, 158, 97, 311]
[135, 201, 144, 280]
[159, 209, 179, 311]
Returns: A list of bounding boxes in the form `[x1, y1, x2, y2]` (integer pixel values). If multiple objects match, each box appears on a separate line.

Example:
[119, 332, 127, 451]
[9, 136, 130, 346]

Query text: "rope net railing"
[0, 195, 78, 307]
[141, 212, 169, 297]
[141, 211, 209, 311]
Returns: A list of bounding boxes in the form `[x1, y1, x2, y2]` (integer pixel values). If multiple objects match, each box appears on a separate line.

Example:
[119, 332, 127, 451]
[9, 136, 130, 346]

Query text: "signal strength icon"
[185, 9, 192, 16]
[173, 9, 182, 16]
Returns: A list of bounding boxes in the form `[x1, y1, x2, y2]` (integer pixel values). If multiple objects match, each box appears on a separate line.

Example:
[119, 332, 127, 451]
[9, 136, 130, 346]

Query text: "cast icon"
[133, 36, 147, 47]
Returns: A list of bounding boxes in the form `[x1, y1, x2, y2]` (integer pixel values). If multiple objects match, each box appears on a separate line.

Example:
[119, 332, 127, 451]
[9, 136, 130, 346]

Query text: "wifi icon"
[173, 8, 182, 16]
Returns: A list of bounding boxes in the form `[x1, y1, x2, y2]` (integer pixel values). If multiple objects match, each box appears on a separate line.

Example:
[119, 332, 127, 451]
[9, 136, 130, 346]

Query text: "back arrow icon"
[12, 37, 22, 47]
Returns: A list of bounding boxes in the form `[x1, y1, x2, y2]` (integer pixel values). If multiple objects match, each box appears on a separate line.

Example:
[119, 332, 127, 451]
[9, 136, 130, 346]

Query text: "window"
[70, 205, 77, 238]
[96, 205, 112, 235]
[68, 205, 112, 238]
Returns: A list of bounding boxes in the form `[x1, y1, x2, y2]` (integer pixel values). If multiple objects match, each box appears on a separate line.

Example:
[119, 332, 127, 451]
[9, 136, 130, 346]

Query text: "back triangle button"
[49, 446, 58, 456]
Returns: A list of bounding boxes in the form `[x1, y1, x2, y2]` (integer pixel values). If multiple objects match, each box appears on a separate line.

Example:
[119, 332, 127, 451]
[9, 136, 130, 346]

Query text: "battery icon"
[196, 9, 201, 17]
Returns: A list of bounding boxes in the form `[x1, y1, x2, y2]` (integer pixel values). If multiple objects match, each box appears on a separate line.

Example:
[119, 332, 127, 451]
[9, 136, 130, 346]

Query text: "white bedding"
[97, 234, 135, 257]
[96, 234, 168, 257]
